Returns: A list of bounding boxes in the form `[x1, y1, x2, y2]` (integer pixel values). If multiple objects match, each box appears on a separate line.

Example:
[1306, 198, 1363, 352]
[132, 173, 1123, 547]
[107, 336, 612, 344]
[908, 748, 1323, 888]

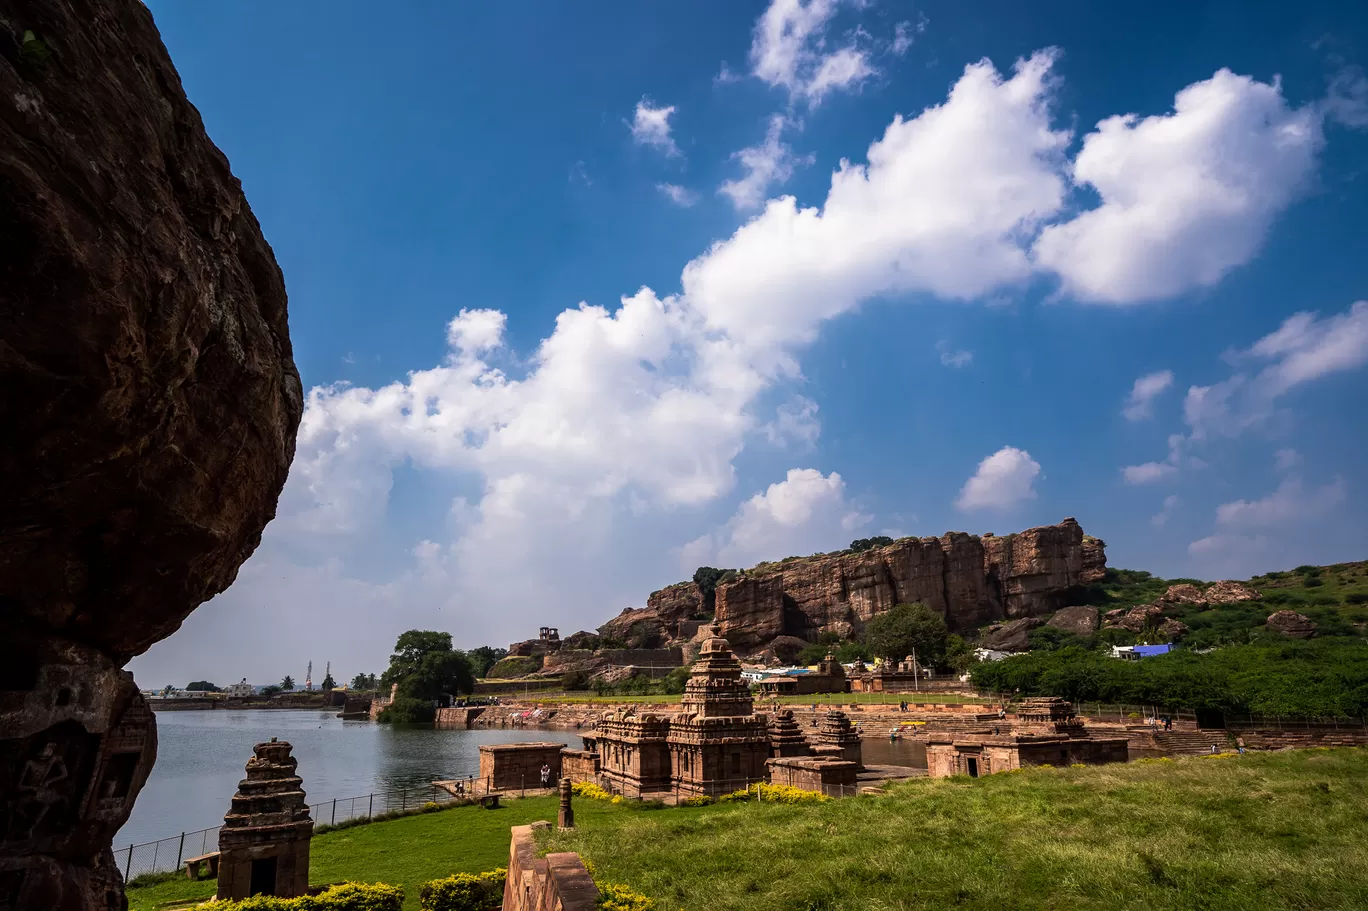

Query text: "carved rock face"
[0, 0, 303, 661]
[1, 2, 301, 908]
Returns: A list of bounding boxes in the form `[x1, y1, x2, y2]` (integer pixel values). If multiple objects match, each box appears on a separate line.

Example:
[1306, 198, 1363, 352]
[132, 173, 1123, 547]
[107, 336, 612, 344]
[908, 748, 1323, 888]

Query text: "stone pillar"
[557, 777, 575, 829]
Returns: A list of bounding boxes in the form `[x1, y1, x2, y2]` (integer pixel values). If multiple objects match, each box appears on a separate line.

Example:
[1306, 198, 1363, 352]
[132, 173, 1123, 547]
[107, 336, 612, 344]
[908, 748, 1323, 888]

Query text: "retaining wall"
[503, 823, 598, 911]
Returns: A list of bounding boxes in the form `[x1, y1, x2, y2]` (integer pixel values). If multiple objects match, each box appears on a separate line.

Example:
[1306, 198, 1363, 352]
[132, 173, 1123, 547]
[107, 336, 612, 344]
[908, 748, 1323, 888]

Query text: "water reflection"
[118, 710, 575, 847]
[859, 736, 928, 769]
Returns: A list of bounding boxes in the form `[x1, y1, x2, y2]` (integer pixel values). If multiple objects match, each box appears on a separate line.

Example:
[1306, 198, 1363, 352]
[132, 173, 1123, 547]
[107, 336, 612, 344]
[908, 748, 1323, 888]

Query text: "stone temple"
[217, 740, 313, 900]
[573, 624, 860, 798]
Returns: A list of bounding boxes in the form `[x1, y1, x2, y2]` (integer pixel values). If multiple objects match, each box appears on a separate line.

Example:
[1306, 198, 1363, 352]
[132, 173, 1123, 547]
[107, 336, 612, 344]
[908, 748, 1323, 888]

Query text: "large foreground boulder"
[1266, 610, 1317, 639]
[1047, 605, 1101, 636]
[1, 2, 301, 907]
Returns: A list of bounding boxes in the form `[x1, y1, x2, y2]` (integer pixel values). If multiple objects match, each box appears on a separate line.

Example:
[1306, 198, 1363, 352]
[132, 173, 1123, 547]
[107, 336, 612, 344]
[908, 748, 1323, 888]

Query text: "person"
[998, 707, 1006, 720]
[1209, 744, 1218, 754]
[1236, 736, 1246, 755]
[540, 763, 551, 787]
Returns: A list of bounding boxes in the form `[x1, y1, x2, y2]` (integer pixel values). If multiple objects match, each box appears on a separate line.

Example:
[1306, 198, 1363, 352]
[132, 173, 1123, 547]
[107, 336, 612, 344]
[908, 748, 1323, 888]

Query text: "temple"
[567, 623, 859, 798]
[217, 739, 314, 900]
[924, 697, 1127, 778]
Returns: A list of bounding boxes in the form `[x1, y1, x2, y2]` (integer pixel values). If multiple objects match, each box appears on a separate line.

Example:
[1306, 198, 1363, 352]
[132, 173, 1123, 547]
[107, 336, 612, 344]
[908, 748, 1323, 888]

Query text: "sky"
[130, 0, 1368, 689]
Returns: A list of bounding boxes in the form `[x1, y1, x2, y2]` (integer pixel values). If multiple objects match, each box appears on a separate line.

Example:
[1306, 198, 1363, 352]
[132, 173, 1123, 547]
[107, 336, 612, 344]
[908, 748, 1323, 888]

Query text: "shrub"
[419, 869, 506, 911]
[485, 656, 540, 679]
[1294, 565, 1322, 576]
[213, 882, 403, 911]
[679, 795, 713, 807]
[127, 871, 183, 889]
[597, 882, 657, 911]
[1346, 593, 1368, 605]
[572, 781, 613, 801]
[1303, 577, 1324, 588]
[718, 783, 829, 804]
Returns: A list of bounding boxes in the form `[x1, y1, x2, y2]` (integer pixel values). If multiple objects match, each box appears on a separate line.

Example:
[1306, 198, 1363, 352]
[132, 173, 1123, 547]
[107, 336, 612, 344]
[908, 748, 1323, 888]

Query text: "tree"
[692, 566, 737, 614]
[280, 675, 295, 691]
[467, 646, 508, 678]
[849, 536, 894, 553]
[321, 671, 337, 691]
[261, 685, 283, 697]
[380, 630, 454, 687]
[186, 681, 220, 692]
[349, 672, 378, 691]
[376, 630, 475, 724]
[862, 603, 949, 667]
[945, 635, 975, 675]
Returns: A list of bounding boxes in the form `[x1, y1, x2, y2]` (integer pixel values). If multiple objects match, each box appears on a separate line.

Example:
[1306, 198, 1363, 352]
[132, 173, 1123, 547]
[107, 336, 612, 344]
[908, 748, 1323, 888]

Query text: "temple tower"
[217, 739, 313, 900]
[767, 709, 811, 758]
[667, 623, 771, 796]
[816, 709, 863, 769]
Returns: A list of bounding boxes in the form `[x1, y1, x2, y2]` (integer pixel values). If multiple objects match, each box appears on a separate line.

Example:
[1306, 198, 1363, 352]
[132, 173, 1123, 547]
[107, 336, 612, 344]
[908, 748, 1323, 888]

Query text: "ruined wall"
[715, 519, 1106, 652]
[503, 824, 599, 911]
[0, 2, 301, 906]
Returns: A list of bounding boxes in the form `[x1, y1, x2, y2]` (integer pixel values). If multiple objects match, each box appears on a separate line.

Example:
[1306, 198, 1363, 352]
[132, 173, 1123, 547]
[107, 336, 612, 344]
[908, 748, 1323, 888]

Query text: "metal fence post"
[176, 832, 185, 870]
[124, 847, 132, 881]
[401, 789, 407, 812]
[331, 798, 337, 825]
[368, 793, 373, 819]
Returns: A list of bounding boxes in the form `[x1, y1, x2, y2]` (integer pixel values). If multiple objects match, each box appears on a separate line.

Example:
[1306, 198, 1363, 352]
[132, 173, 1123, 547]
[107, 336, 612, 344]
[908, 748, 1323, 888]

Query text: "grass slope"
[546, 749, 1368, 911]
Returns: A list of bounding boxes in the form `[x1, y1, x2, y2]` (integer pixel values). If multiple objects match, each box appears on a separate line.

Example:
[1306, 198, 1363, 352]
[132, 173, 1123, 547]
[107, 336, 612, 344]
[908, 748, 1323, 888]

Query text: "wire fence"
[115, 780, 476, 883]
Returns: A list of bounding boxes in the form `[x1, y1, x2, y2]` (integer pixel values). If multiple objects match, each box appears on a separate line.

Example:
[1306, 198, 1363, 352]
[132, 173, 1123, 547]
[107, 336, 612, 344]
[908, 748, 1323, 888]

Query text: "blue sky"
[131, 0, 1368, 687]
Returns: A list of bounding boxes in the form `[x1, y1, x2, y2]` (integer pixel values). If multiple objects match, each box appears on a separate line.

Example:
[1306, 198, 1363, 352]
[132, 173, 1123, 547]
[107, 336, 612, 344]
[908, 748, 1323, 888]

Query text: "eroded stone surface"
[979, 617, 1044, 652]
[1265, 610, 1317, 639]
[1047, 605, 1101, 636]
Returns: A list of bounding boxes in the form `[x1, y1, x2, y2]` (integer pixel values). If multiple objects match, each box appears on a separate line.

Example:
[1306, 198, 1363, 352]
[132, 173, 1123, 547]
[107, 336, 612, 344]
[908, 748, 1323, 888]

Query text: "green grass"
[546, 748, 1368, 911]
[125, 796, 627, 911]
[130, 750, 1368, 911]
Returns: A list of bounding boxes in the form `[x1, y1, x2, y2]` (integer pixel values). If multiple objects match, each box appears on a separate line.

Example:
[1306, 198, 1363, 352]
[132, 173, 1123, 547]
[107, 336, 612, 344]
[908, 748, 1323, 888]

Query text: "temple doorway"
[250, 857, 277, 896]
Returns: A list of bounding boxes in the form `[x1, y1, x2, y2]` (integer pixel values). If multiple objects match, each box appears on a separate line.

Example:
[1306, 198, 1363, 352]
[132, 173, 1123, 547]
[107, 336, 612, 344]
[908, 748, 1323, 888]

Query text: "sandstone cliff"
[714, 518, 1105, 653]
[1, 2, 300, 907]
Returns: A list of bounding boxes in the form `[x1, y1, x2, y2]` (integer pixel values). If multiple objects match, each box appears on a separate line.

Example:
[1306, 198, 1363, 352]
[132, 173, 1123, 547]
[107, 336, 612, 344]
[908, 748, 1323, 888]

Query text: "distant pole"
[331, 798, 336, 825]
[176, 832, 185, 870]
[368, 793, 373, 819]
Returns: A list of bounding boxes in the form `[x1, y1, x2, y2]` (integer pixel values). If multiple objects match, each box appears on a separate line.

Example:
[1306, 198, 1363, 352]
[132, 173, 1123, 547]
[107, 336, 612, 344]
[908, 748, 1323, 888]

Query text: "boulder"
[1204, 580, 1262, 604]
[1, 2, 301, 906]
[1161, 584, 1205, 604]
[1115, 604, 1166, 633]
[980, 617, 1044, 652]
[1158, 618, 1189, 641]
[1266, 610, 1317, 639]
[1047, 605, 1101, 636]
[752, 635, 810, 665]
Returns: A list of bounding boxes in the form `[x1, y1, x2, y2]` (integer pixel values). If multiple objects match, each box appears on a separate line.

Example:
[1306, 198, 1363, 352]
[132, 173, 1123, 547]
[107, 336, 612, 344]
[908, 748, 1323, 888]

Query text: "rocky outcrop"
[1162, 581, 1261, 605]
[597, 582, 705, 649]
[1109, 604, 1166, 633]
[1266, 610, 1317, 639]
[1047, 605, 1101, 636]
[712, 518, 1105, 653]
[1158, 618, 1189, 641]
[980, 618, 1044, 652]
[1, 2, 301, 907]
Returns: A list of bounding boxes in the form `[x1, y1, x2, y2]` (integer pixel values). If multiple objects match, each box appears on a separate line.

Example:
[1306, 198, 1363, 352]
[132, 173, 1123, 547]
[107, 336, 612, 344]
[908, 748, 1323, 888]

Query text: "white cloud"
[762, 396, 821, 448]
[1187, 533, 1273, 578]
[955, 446, 1041, 511]
[1324, 64, 1368, 129]
[718, 115, 814, 211]
[1185, 301, 1368, 440]
[1215, 476, 1347, 528]
[1122, 369, 1174, 421]
[1034, 69, 1324, 303]
[1151, 494, 1179, 527]
[629, 98, 681, 157]
[657, 183, 699, 207]
[937, 341, 973, 368]
[681, 468, 869, 569]
[891, 16, 927, 56]
[1274, 448, 1302, 471]
[749, 0, 875, 105]
[1121, 433, 1187, 485]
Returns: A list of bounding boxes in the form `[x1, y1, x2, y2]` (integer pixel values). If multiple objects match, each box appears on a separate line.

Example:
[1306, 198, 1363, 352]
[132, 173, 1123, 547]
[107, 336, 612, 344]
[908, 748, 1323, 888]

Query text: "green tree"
[261, 685, 283, 697]
[945, 635, 975, 674]
[376, 630, 475, 725]
[349, 672, 378, 691]
[862, 603, 949, 667]
[692, 566, 738, 615]
[467, 646, 509, 678]
[280, 675, 295, 691]
[186, 680, 220, 692]
[849, 536, 894, 553]
[381, 630, 454, 687]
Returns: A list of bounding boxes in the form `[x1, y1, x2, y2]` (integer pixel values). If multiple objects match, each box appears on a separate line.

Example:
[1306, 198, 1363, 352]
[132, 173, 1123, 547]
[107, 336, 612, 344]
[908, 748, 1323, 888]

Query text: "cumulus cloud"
[718, 115, 814, 211]
[1122, 433, 1187, 485]
[657, 183, 699, 207]
[1151, 494, 1179, 527]
[749, 0, 875, 105]
[956, 447, 1042, 511]
[1034, 69, 1324, 303]
[937, 341, 973, 368]
[762, 396, 822, 448]
[1274, 448, 1302, 471]
[680, 468, 870, 569]
[1122, 369, 1174, 421]
[1215, 476, 1347, 528]
[1187, 533, 1273, 578]
[629, 98, 681, 157]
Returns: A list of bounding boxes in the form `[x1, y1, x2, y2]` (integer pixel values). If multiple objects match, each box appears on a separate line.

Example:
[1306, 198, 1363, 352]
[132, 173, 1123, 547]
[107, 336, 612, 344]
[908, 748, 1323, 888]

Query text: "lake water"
[116, 710, 576, 848]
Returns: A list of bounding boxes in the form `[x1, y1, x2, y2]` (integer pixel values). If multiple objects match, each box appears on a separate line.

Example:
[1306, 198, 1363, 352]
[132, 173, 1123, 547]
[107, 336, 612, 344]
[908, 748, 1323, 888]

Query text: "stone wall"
[926, 735, 1129, 778]
[433, 707, 485, 729]
[503, 823, 598, 911]
[766, 757, 858, 796]
[560, 749, 600, 783]
[714, 518, 1106, 652]
[479, 743, 565, 791]
[1235, 729, 1368, 750]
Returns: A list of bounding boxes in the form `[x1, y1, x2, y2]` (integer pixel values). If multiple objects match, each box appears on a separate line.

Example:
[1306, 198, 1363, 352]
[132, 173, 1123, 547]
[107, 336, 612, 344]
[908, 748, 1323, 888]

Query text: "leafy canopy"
[863, 602, 949, 666]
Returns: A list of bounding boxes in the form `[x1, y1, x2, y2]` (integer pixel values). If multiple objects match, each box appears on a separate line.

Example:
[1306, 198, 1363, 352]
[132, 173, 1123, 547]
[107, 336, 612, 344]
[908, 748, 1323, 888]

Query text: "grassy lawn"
[126, 796, 634, 910]
[546, 749, 1368, 911]
[130, 749, 1368, 911]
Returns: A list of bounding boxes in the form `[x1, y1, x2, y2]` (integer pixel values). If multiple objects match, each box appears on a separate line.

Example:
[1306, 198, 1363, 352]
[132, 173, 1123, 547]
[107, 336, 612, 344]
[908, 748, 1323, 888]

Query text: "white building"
[225, 678, 254, 697]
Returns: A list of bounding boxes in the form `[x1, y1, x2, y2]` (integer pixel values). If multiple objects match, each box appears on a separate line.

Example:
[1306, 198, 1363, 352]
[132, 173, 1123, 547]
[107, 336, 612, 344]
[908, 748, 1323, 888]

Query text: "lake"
[116, 710, 576, 849]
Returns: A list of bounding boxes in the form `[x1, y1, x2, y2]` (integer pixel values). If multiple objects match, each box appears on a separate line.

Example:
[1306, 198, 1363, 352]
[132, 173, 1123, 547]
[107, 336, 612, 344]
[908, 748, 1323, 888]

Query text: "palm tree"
[280, 675, 295, 691]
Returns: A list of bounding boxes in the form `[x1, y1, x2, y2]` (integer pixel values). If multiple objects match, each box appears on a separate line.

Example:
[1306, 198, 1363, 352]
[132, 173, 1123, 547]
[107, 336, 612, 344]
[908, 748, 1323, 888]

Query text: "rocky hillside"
[600, 518, 1106, 655]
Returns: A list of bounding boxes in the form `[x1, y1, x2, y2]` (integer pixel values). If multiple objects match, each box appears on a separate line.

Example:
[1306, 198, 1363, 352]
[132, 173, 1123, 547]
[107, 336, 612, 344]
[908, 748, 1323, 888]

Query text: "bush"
[718, 783, 829, 804]
[1346, 593, 1368, 605]
[597, 882, 657, 911]
[1303, 577, 1324, 588]
[572, 781, 613, 801]
[679, 795, 713, 807]
[213, 882, 403, 911]
[419, 869, 506, 911]
[485, 656, 541, 679]
[1294, 565, 1322, 576]
[377, 695, 435, 724]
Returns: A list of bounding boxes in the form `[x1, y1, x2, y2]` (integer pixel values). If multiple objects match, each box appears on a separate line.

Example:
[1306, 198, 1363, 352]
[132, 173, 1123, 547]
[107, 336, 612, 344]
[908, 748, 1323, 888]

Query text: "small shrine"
[767, 709, 811, 758]
[924, 699, 1127, 778]
[217, 739, 313, 900]
[815, 709, 863, 769]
